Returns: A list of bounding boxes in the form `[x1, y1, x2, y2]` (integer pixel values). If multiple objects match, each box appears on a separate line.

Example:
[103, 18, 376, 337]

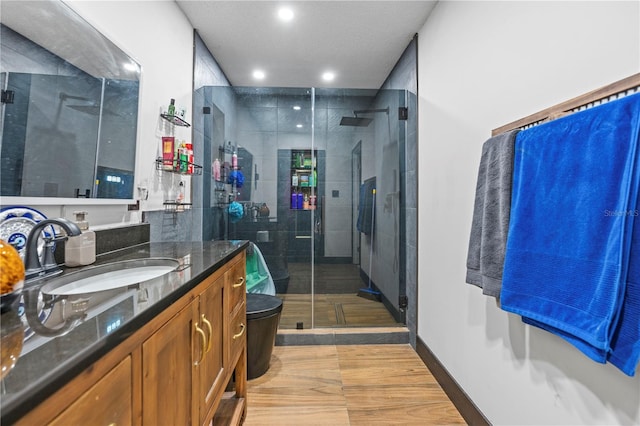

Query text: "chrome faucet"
[24, 218, 82, 281]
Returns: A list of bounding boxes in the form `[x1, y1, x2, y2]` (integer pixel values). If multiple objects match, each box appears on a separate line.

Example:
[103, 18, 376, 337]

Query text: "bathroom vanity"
[0, 240, 249, 426]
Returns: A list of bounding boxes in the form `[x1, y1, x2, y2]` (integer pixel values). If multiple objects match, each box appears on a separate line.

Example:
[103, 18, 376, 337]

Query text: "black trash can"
[246, 293, 283, 380]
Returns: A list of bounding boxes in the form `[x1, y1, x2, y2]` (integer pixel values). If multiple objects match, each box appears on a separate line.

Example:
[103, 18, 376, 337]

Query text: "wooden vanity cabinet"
[49, 356, 133, 426]
[14, 250, 247, 426]
[142, 252, 247, 426]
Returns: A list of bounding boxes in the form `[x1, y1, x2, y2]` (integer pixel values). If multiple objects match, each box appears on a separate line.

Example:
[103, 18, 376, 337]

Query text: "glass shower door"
[203, 85, 409, 329]
[312, 88, 407, 328]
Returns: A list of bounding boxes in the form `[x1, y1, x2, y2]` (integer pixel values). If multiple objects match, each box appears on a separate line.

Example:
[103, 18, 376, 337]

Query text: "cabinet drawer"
[50, 357, 132, 426]
[227, 301, 246, 367]
[227, 255, 246, 314]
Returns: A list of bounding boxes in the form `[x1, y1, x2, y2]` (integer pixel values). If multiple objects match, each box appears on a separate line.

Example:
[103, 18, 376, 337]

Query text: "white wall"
[25, 0, 194, 227]
[417, 1, 639, 425]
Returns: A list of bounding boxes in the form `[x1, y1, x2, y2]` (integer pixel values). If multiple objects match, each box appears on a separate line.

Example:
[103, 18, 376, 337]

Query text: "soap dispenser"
[65, 211, 96, 267]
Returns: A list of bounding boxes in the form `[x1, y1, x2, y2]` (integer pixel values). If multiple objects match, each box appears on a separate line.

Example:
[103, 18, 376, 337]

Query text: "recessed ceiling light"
[293, 105, 301, 110]
[322, 71, 335, 82]
[278, 7, 294, 22]
[296, 124, 303, 128]
[253, 70, 265, 80]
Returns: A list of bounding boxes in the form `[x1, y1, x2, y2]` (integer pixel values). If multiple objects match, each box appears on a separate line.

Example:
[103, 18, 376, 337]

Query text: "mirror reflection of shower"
[1, 73, 138, 199]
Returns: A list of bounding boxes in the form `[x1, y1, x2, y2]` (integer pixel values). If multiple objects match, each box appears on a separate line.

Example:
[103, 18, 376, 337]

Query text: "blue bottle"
[297, 192, 304, 209]
[291, 191, 297, 209]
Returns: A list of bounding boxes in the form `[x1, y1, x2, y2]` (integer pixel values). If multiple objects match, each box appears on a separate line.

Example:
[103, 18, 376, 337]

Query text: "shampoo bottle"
[213, 158, 221, 181]
[65, 211, 96, 267]
[186, 143, 194, 174]
[180, 143, 188, 173]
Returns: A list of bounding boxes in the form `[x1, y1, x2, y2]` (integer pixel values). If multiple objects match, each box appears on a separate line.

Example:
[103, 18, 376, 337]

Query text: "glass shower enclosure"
[195, 86, 410, 329]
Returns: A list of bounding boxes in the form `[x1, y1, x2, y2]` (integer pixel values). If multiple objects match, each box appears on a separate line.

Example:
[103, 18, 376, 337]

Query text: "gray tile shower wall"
[193, 28, 238, 243]
[145, 210, 195, 243]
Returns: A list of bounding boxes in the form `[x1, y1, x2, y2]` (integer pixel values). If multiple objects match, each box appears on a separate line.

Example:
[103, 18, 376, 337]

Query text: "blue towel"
[501, 93, 640, 366]
[608, 188, 640, 375]
[521, 190, 640, 376]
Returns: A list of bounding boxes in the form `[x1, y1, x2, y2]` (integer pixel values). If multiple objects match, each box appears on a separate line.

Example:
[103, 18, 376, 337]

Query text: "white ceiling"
[176, 1, 437, 89]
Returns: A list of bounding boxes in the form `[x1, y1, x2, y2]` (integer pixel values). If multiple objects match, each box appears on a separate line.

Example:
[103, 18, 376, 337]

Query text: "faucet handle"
[40, 236, 60, 270]
[43, 233, 71, 244]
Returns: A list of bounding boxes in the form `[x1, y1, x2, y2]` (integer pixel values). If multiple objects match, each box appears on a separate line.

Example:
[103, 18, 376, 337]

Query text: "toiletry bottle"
[297, 192, 304, 209]
[177, 181, 185, 203]
[303, 194, 309, 210]
[232, 150, 238, 169]
[65, 211, 96, 267]
[173, 140, 181, 171]
[180, 143, 188, 173]
[291, 191, 298, 209]
[162, 136, 174, 170]
[186, 143, 194, 174]
[168, 98, 176, 117]
[213, 158, 221, 181]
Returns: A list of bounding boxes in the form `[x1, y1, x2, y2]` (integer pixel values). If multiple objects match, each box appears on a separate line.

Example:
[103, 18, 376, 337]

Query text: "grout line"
[334, 303, 346, 325]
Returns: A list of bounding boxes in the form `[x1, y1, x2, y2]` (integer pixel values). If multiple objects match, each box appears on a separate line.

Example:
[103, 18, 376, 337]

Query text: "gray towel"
[466, 129, 519, 298]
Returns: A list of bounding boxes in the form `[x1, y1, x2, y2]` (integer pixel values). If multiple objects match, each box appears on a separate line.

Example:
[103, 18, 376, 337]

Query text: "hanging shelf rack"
[155, 158, 203, 175]
[160, 113, 191, 127]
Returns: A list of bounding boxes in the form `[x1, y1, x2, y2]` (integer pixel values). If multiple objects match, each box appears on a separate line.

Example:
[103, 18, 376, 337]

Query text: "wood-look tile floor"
[277, 262, 403, 329]
[278, 294, 403, 329]
[244, 344, 466, 425]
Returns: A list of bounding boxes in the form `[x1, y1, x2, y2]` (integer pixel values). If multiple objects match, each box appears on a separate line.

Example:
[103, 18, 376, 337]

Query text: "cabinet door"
[50, 356, 132, 426]
[198, 275, 225, 424]
[142, 300, 198, 426]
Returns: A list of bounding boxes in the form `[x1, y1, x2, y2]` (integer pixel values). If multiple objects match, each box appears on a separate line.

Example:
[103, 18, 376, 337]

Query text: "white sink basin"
[40, 258, 180, 296]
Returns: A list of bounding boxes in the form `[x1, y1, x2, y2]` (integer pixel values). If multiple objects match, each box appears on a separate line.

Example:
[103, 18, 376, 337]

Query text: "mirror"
[0, 0, 140, 200]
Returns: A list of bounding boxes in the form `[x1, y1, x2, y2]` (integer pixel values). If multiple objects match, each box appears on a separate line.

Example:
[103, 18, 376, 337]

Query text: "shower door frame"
[351, 141, 362, 266]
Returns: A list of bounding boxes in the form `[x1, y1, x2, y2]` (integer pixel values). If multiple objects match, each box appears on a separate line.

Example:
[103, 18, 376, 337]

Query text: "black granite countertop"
[0, 240, 249, 424]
